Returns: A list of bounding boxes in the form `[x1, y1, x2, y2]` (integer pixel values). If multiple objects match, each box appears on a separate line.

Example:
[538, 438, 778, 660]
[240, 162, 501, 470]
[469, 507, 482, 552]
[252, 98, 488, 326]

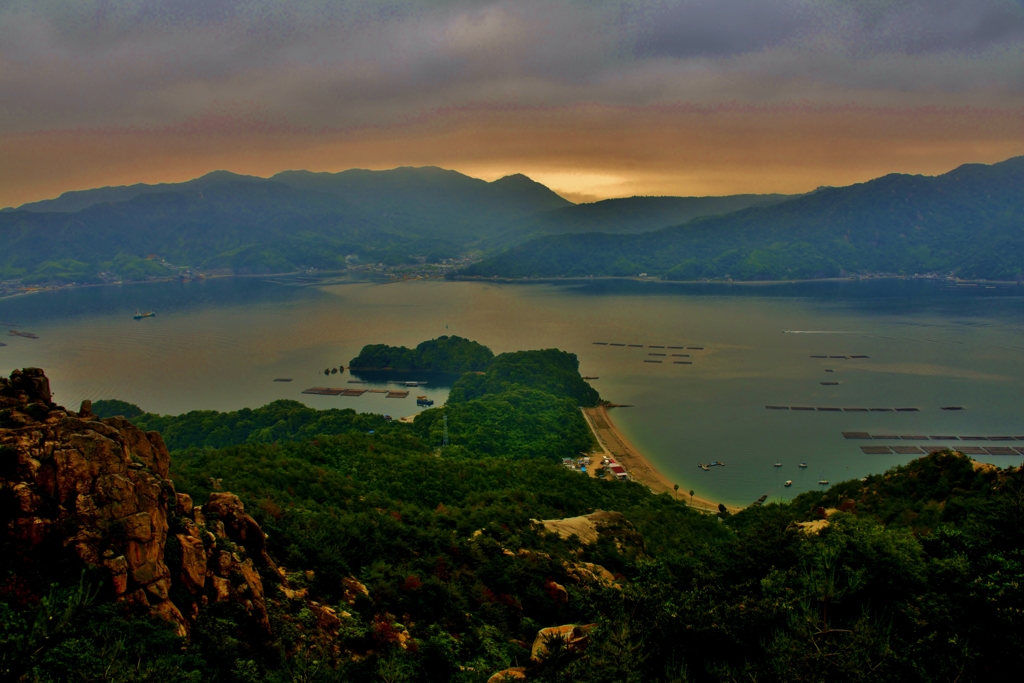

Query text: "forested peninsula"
[3, 339, 1023, 682]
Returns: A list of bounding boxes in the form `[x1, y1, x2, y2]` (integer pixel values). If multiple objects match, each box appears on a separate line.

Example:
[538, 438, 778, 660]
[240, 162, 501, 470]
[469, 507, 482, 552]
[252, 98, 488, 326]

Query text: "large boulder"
[0, 368, 278, 640]
[1, 370, 183, 635]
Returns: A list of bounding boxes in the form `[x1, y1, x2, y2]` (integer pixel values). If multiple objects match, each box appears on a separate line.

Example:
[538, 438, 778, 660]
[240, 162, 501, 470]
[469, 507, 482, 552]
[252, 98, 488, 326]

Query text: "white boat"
[798, 462, 808, 468]
[818, 474, 829, 485]
[784, 480, 792, 487]
[773, 462, 782, 467]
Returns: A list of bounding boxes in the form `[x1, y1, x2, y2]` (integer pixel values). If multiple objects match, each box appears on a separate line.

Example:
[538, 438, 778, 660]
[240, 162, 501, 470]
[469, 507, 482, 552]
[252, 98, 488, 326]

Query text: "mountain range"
[2, 156, 1022, 284]
[467, 156, 1024, 282]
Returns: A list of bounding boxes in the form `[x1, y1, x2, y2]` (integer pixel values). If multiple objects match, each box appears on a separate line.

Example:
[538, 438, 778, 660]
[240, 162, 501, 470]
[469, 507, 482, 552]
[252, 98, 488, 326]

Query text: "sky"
[1, 0, 1023, 206]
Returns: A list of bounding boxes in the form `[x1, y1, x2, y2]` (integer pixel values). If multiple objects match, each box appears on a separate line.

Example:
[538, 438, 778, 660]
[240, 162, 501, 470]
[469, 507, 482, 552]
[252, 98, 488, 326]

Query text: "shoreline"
[457, 274, 1022, 287]
[581, 406, 744, 514]
[5, 269, 1018, 302]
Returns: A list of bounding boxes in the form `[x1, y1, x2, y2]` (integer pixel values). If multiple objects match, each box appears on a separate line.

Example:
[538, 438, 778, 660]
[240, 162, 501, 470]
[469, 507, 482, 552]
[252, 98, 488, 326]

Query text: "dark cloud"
[3, 0, 1023, 136]
[630, 0, 812, 58]
[630, 0, 1024, 58]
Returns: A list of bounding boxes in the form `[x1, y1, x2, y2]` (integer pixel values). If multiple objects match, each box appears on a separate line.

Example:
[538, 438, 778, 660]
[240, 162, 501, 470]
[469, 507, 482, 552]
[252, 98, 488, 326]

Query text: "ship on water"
[133, 309, 156, 320]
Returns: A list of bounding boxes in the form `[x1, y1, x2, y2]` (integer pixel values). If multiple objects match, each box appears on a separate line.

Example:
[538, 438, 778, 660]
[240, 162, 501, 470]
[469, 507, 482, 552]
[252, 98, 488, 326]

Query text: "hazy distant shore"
[457, 274, 1022, 287]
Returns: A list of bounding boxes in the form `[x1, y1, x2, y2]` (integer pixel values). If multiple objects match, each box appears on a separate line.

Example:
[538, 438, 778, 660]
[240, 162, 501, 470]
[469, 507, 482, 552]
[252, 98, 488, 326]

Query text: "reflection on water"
[1, 276, 1021, 506]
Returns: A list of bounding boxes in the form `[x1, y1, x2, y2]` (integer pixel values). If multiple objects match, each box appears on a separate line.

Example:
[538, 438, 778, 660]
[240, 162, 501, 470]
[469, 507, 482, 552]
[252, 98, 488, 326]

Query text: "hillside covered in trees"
[466, 156, 1024, 282]
[0, 168, 569, 283]
[3, 350, 1023, 682]
[349, 336, 495, 373]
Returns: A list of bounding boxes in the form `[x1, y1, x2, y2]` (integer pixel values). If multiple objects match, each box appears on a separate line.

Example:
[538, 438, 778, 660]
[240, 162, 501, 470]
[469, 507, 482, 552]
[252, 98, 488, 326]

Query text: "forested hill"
[466, 156, 1024, 281]
[0, 167, 570, 283]
[349, 336, 494, 372]
[488, 193, 794, 249]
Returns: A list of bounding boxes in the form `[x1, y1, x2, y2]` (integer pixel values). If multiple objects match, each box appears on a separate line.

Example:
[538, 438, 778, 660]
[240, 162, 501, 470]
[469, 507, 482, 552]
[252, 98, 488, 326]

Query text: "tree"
[689, 490, 694, 506]
[673, 484, 679, 499]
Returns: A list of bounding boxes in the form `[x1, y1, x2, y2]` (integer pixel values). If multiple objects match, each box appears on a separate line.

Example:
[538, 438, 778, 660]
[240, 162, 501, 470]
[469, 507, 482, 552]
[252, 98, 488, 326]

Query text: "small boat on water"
[818, 474, 829, 485]
[405, 381, 419, 387]
[416, 396, 434, 406]
[784, 480, 792, 487]
[698, 464, 710, 471]
[133, 310, 156, 320]
[798, 462, 808, 468]
[773, 462, 782, 467]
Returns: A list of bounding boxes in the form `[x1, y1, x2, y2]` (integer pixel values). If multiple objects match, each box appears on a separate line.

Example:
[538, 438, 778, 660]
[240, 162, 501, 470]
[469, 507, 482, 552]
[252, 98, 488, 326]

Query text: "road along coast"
[581, 406, 743, 514]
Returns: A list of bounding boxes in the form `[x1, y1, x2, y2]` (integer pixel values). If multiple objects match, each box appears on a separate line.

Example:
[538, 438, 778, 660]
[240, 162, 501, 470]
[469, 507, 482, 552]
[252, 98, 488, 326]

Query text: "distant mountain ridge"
[0, 167, 574, 283]
[485, 193, 796, 250]
[4, 156, 1023, 285]
[466, 156, 1024, 282]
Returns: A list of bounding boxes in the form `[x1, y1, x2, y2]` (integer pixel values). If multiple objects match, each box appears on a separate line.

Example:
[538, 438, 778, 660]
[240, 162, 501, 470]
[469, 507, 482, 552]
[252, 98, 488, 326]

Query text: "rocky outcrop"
[1, 369, 186, 633]
[166, 492, 274, 636]
[0, 368, 276, 639]
[537, 510, 644, 552]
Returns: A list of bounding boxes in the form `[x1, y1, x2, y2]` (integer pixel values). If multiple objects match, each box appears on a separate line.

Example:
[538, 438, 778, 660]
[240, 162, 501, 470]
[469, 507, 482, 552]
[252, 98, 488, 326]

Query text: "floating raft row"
[386, 390, 409, 398]
[769, 406, 920, 412]
[594, 342, 704, 349]
[302, 387, 394, 397]
[649, 353, 666, 356]
[820, 381, 840, 385]
[863, 445, 1024, 456]
[810, 354, 870, 359]
[273, 378, 293, 382]
[644, 360, 663, 364]
[844, 432, 1024, 441]
[673, 361, 692, 365]
[672, 353, 690, 357]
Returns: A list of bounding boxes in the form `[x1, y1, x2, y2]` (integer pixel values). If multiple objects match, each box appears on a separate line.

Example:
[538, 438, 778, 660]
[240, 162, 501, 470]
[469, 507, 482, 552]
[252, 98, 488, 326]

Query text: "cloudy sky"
[2, 0, 1023, 206]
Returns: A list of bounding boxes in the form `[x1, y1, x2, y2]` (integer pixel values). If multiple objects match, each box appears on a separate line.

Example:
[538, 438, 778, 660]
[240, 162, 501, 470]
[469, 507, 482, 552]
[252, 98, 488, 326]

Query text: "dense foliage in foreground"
[6, 445, 1022, 682]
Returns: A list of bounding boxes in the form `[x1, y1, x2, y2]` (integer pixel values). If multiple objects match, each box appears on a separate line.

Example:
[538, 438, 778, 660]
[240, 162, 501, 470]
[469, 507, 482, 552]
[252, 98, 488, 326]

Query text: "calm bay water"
[1, 276, 1022, 506]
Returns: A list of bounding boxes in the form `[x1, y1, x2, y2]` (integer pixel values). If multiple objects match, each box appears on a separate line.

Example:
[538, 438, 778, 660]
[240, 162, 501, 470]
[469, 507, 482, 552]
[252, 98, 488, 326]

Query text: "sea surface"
[2, 276, 1022, 506]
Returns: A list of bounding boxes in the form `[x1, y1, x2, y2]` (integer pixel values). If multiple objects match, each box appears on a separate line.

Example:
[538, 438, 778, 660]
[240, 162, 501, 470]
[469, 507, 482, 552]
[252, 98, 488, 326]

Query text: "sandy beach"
[582, 406, 744, 514]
